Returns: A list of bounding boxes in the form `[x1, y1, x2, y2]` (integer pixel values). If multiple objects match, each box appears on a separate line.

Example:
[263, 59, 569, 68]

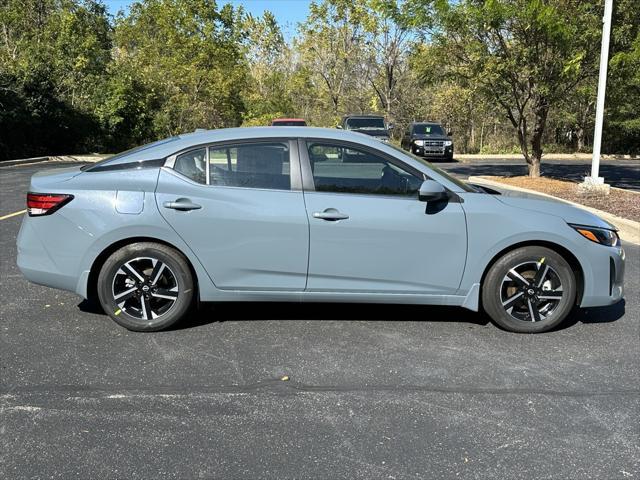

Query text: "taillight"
[27, 193, 74, 216]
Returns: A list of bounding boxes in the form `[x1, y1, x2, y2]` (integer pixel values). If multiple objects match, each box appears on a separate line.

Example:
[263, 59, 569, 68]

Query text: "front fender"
[458, 193, 604, 305]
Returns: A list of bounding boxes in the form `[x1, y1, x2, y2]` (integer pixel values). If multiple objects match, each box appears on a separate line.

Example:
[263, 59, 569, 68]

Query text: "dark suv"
[401, 122, 453, 160]
[339, 115, 390, 142]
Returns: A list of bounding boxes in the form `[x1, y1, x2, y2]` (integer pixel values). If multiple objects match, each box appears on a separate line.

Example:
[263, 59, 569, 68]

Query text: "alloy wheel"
[111, 257, 179, 321]
[500, 260, 564, 323]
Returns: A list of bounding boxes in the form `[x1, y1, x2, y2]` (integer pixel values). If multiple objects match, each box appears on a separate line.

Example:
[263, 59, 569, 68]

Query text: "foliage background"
[0, 0, 638, 163]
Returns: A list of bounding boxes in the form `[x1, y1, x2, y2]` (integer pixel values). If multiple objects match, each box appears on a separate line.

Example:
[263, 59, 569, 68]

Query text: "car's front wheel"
[97, 242, 195, 331]
[482, 246, 577, 333]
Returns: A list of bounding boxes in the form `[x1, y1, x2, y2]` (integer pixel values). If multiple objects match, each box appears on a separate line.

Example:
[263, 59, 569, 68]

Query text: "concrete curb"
[456, 153, 639, 162]
[468, 176, 640, 245]
[0, 156, 50, 167]
[0, 154, 108, 167]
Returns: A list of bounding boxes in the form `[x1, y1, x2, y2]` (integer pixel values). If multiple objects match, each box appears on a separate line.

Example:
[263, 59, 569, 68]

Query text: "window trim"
[298, 138, 427, 197]
[165, 138, 301, 191]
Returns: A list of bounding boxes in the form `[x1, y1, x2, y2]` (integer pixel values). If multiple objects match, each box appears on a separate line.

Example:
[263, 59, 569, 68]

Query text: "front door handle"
[163, 198, 202, 211]
[312, 209, 349, 221]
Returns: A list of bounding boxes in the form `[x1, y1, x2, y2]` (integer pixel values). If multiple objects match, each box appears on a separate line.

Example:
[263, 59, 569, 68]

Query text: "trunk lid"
[30, 166, 84, 191]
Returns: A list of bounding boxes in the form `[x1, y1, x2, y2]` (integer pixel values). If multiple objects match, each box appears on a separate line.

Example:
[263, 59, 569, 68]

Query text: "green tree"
[360, 0, 416, 123]
[240, 11, 293, 125]
[0, 0, 111, 158]
[604, 0, 640, 153]
[110, 0, 248, 140]
[296, 0, 367, 121]
[412, 0, 602, 176]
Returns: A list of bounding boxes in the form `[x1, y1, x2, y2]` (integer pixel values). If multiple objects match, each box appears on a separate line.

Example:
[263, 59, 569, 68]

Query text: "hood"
[412, 133, 450, 141]
[30, 165, 84, 191]
[495, 188, 617, 230]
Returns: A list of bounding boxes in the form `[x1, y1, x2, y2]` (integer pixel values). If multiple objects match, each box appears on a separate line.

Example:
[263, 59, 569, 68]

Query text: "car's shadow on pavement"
[175, 300, 626, 332]
[163, 302, 490, 331]
[558, 299, 627, 330]
[77, 299, 626, 332]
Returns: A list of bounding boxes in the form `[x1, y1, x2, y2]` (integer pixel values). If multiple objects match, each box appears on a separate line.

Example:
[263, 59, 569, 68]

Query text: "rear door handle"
[163, 198, 202, 211]
[312, 209, 349, 221]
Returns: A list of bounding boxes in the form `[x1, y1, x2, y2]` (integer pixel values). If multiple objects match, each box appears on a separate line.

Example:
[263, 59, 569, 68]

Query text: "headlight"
[444, 140, 453, 147]
[570, 224, 620, 246]
[414, 140, 424, 146]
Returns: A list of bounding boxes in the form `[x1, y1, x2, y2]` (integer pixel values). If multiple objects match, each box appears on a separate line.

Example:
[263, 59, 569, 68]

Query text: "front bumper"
[580, 244, 625, 307]
[412, 144, 453, 158]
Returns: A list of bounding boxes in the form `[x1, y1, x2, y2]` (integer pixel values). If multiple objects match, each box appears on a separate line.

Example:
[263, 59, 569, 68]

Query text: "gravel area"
[483, 176, 640, 222]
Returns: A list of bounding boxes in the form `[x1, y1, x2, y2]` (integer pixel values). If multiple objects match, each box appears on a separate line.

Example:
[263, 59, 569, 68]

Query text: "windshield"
[413, 124, 445, 136]
[272, 120, 306, 126]
[346, 117, 386, 130]
[386, 143, 478, 192]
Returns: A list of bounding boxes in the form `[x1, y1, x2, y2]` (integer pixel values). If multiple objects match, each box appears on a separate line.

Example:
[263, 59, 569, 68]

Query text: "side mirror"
[336, 125, 343, 129]
[387, 123, 394, 130]
[419, 180, 448, 202]
[447, 131, 453, 136]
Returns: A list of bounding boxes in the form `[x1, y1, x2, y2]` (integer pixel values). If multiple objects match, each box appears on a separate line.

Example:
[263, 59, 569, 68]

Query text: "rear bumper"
[16, 218, 79, 293]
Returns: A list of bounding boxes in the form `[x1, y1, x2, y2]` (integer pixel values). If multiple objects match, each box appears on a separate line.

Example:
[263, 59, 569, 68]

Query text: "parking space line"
[0, 209, 26, 220]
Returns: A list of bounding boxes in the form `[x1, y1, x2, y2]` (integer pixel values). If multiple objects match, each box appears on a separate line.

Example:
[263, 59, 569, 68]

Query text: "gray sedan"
[17, 127, 625, 332]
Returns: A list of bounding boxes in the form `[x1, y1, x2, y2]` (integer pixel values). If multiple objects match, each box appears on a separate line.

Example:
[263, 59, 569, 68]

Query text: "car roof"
[85, 126, 468, 193]
[411, 121, 442, 126]
[89, 127, 391, 167]
[343, 114, 385, 119]
[272, 118, 305, 122]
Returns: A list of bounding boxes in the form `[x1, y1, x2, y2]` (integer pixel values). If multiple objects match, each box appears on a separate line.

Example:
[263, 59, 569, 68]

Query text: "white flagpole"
[586, 0, 613, 185]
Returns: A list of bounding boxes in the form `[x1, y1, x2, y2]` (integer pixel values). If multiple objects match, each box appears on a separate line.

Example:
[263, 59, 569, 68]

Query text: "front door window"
[307, 142, 423, 196]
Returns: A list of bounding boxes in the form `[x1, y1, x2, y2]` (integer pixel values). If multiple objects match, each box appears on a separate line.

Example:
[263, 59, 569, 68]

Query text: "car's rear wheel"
[97, 242, 194, 331]
[482, 246, 577, 333]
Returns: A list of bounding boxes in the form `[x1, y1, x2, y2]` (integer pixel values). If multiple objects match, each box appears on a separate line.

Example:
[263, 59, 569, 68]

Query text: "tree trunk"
[576, 127, 585, 151]
[527, 160, 541, 177]
[516, 119, 530, 165]
[529, 99, 549, 178]
[470, 122, 475, 150]
[505, 107, 531, 169]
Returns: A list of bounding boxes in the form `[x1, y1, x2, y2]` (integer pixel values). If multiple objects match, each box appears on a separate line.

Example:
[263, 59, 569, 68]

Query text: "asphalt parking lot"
[438, 158, 640, 191]
[1, 161, 639, 479]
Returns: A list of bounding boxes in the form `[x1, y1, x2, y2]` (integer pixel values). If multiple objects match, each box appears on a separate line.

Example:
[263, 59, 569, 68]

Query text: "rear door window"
[208, 142, 291, 190]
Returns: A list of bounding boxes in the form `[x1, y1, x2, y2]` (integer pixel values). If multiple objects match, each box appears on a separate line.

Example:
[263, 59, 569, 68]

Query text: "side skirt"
[199, 289, 477, 309]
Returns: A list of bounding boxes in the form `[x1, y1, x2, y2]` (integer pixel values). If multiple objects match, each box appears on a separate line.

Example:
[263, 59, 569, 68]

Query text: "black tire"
[97, 242, 195, 331]
[482, 246, 577, 333]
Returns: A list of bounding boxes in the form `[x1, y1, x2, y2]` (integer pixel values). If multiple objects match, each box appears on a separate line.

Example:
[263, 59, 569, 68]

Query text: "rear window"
[345, 118, 385, 129]
[83, 136, 180, 171]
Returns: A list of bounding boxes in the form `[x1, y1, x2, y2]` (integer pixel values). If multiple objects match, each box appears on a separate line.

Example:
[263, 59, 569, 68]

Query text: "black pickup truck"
[338, 115, 390, 143]
[401, 122, 453, 161]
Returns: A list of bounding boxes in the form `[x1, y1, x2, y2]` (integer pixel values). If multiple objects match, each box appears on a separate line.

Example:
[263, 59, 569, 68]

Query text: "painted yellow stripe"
[0, 209, 27, 221]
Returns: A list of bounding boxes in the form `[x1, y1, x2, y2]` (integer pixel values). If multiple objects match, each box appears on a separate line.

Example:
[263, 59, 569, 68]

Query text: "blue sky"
[103, 0, 312, 40]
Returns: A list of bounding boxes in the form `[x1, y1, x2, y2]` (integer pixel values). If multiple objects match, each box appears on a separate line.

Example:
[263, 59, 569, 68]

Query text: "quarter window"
[209, 142, 290, 190]
[174, 148, 207, 184]
[307, 142, 423, 196]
